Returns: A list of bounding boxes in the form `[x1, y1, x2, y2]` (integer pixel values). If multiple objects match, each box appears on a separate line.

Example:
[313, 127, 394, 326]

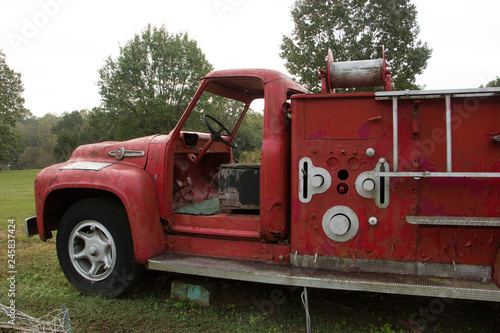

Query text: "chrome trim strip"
[407, 216, 500, 227]
[291, 254, 492, 280]
[374, 171, 500, 178]
[59, 161, 113, 171]
[108, 148, 145, 160]
[392, 96, 398, 172]
[375, 87, 500, 98]
[445, 94, 452, 172]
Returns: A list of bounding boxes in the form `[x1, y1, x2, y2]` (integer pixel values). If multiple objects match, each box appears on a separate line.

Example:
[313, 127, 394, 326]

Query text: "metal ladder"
[375, 87, 500, 178]
[375, 87, 500, 227]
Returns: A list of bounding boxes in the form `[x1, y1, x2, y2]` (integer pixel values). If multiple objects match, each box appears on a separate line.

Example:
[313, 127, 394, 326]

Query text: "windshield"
[181, 91, 247, 134]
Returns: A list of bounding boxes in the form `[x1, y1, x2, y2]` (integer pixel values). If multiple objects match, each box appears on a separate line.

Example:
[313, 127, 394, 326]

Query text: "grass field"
[0, 170, 499, 332]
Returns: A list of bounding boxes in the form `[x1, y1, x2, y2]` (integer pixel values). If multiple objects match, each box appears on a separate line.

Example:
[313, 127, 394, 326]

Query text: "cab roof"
[202, 69, 308, 103]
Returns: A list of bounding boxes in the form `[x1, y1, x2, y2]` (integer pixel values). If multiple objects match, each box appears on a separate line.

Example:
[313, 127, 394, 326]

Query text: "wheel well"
[43, 188, 124, 239]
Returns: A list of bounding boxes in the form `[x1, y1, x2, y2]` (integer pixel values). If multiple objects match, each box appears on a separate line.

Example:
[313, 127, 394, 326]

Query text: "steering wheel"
[202, 114, 238, 149]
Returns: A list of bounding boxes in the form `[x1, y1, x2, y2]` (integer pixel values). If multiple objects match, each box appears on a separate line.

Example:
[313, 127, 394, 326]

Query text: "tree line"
[10, 104, 265, 170]
[5, 0, 498, 171]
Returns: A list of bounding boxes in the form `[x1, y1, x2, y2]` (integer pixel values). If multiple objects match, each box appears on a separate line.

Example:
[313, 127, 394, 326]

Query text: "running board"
[148, 253, 500, 302]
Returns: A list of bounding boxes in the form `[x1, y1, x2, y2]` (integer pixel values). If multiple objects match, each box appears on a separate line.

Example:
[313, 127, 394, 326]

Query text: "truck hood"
[66, 135, 158, 170]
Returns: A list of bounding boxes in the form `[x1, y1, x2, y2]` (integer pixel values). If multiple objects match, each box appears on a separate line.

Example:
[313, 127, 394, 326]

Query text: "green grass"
[0, 169, 38, 223]
[0, 170, 499, 332]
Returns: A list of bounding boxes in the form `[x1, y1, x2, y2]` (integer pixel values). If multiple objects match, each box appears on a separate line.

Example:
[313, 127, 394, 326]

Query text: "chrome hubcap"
[69, 220, 116, 281]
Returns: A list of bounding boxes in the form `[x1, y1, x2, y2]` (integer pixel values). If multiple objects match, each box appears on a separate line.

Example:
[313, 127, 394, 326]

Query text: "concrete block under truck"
[26, 49, 500, 304]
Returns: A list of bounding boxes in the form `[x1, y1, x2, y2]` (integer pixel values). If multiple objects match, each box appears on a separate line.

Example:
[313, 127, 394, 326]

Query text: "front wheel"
[56, 198, 143, 298]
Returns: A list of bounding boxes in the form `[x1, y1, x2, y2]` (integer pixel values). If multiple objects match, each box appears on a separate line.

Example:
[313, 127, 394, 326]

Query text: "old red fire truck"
[26, 50, 500, 301]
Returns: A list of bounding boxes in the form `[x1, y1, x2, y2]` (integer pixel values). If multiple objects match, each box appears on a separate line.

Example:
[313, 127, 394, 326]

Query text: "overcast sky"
[1, 0, 500, 117]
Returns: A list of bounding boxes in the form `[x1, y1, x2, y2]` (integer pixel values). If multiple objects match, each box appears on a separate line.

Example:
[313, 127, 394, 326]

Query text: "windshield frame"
[171, 76, 265, 142]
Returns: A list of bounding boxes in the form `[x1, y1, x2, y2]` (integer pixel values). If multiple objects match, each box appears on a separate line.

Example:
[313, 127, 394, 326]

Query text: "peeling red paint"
[356, 122, 372, 138]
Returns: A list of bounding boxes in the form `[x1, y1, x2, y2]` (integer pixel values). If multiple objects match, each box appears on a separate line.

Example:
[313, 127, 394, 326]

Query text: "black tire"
[56, 198, 143, 298]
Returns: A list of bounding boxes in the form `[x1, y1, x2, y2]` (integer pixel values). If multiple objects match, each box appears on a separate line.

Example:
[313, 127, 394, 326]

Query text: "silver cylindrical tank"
[329, 58, 386, 88]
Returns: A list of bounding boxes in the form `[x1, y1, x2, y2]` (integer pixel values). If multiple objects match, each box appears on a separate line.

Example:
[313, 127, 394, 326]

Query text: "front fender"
[35, 163, 166, 264]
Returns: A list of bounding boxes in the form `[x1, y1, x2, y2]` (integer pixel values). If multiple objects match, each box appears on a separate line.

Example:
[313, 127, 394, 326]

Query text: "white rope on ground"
[301, 287, 311, 333]
[0, 303, 71, 333]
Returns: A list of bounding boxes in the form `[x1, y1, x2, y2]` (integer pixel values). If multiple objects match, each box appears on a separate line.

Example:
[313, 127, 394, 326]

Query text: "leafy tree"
[52, 110, 91, 161]
[85, 107, 118, 142]
[13, 113, 58, 169]
[280, 0, 432, 91]
[182, 93, 246, 133]
[0, 50, 28, 163]
[239, 148, 262, 163]
[98, 24, 213, 140]
[484, 76, 500, 88]
[181, 92, 264, 159]
[233, 111, 263, 160]
[51, 108, 115, 162]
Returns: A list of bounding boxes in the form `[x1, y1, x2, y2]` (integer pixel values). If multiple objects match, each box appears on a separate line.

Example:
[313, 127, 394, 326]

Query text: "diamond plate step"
[148, 253, 500, 302]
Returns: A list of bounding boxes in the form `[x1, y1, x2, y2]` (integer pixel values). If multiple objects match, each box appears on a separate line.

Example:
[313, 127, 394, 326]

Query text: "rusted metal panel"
[165, 235, 281, 262]
[291, 94, 418, 261]
[171, 214, 261, 239]
[290, 90, 499, 273]
[70, 135, 155, 169]
[33, 163, 166, 264]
